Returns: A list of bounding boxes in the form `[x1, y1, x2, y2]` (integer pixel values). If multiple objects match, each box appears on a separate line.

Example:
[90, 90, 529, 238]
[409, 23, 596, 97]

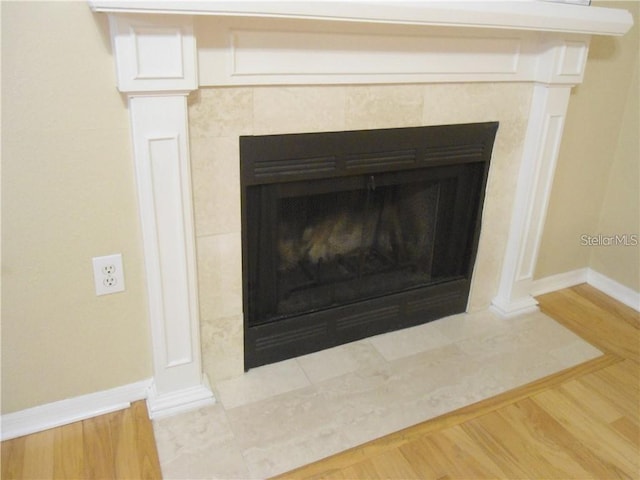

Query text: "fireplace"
[241, 123, 497, 368]
[89, 0, 632, 417]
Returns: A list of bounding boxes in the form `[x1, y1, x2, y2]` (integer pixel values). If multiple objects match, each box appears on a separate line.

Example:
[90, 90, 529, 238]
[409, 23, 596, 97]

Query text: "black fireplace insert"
[240, 122, 498, 369]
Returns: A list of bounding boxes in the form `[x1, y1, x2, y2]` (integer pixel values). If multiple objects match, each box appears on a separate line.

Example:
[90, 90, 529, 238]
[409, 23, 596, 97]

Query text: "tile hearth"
[153, 309, 601, 479]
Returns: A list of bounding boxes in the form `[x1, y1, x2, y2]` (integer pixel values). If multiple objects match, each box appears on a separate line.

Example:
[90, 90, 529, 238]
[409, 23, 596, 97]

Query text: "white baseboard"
[587, 269, 640, 312]
[532, 267, 639, 312]
[530, 268, 589, 297]
[1, 378, 152, 441]
[146, 374, 215, 420]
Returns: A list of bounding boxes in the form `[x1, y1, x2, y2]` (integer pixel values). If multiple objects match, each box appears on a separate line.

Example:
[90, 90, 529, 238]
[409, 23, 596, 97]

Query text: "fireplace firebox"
[241, 122, 498, 369]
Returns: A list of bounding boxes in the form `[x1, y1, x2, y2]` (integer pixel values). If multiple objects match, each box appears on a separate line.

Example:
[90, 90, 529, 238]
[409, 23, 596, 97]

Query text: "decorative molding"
[492, 85, 571, 316]
[133, 26, 185, 79]
[490, 296, 540, 319]
[147, 134, 194, 368]
[95, 11, 217, 420]
[90, 1, 633, 36]
[147, 375, 215, 419]
[194, 18, 600, 87]
[229, 30, 522, 76]
[1, 379, 152, 441]
[128, 94, 214, 403]
[556, 40, 589, 77]
[108, 14, 197, 92]
[198, 22, 533, 86]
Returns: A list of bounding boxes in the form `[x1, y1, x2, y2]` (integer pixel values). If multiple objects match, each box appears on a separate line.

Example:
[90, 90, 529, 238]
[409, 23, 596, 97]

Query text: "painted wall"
[589, 49, 639, 290]
[1, 2, 152, 414]
[536, 1, 639, 292]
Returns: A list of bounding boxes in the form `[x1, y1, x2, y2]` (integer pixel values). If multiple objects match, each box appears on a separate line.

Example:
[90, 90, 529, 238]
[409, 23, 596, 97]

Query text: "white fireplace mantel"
[91, 1, 631, 35]
[88, 0, 632, 418]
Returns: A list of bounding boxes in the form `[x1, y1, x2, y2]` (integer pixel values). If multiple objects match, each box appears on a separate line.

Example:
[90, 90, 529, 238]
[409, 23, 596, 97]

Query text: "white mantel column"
[492, 84, 572, 317]
[491, 36, 588, 317]
[108, 13, 214, 417]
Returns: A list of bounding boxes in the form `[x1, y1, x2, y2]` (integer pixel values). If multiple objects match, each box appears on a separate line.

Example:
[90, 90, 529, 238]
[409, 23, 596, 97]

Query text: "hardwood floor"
[2, 284, 638, 479]
[1, 400, 161, 479]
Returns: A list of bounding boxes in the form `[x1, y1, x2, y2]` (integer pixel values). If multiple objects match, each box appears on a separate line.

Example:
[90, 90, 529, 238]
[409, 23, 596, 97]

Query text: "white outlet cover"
[92, 253, 125, 296]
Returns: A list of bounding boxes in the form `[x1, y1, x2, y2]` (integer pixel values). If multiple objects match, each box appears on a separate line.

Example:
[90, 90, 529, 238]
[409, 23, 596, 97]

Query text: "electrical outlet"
[92, 254, 125, 296]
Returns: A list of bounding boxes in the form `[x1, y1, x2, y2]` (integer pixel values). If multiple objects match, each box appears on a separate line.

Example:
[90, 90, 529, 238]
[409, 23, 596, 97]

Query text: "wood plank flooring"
[2, 284, 638, 479]
[1, 400, 161, 479]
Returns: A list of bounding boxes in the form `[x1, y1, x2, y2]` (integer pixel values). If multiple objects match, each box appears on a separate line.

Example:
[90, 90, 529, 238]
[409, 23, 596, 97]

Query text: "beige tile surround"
[189, 83, 533, 384]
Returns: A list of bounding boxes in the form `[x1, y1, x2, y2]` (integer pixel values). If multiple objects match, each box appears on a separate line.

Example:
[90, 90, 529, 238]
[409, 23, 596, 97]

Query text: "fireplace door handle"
[368, 175, 376, 191]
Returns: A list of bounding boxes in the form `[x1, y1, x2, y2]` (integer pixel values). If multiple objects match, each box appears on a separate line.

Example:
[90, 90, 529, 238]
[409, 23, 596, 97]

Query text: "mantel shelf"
[89, 1, 632, 36]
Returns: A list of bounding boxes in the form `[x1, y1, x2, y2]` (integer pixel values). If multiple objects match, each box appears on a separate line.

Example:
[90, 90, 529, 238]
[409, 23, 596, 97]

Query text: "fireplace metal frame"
[241, 123, 498, 368]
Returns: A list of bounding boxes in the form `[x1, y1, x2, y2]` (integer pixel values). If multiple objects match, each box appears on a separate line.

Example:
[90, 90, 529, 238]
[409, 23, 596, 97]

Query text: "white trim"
[0, 379, 152, 441]
[198, 20, 543, 86]
[490, 296, 540, 318]
[531, 267, 589, 296]
[128, 94, 214, 403]
[108, 14, 197, 93]
[531, 267, 640, 312]
[89, 1, 633, 36]
[491, 85, 572, 314]
[146, 374, 215, 419]
[587, 269, 640, 312]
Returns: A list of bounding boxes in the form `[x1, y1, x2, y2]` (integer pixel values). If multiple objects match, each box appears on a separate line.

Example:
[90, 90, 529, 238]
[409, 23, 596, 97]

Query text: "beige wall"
[536, 1, 639, 292]
[590, 49, 639, 290]
[1, 2, 152, 414]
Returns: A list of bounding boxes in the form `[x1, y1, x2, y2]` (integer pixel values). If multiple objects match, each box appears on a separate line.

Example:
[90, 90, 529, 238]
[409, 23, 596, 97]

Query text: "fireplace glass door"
[277, 177, 440, 318]
[251, 164, 481, 324]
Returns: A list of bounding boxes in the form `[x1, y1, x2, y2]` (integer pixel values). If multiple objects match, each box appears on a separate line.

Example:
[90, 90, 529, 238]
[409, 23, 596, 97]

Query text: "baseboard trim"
[530, 268, 589, 297]
[587, 269, 640, 312]
[146, 374, 215, 420]
[0, 378, 152, 441]
[532, 267, 639, 312]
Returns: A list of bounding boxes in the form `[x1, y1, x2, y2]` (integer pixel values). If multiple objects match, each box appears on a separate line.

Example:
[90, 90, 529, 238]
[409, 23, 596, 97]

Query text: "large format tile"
[200, 313, 244, 383]
[188, 87, 253, 139]
[319, 353, 450, 445]
[549, 339, 602, 366]
[430, 309, 512, 343]
[345, 84, 424, 130]
[190, 136, 241, 238]
[225, 385, 353, 478]
[215, 358, 311, 410]
[253, 86, 346, 135]
[368, 319, 453, 361]
[295, 339, 387, 384]
[153, 404, 250, 480]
